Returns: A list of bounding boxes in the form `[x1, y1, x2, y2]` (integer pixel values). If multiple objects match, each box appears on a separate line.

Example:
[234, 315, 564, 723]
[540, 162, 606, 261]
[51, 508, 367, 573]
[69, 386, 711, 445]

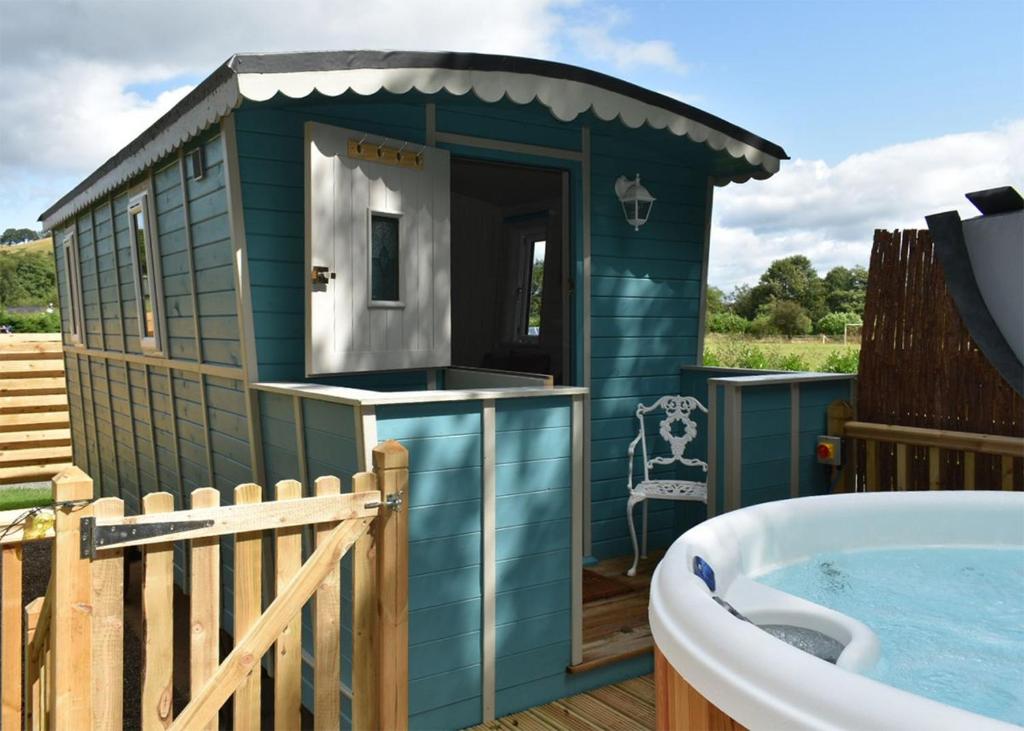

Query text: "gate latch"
[364, 490, 404, 513]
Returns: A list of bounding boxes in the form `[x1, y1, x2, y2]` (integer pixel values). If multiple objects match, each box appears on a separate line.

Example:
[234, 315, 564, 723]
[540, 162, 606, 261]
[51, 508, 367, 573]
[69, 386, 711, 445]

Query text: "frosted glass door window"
[371, 214, 400, 302]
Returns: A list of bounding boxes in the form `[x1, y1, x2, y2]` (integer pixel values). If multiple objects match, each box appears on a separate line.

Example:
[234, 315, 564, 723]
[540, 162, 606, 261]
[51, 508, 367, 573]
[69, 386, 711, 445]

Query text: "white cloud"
[709, 120, 1024, 289]
[567, 8, 688, 75]
[0, 0, 579, 227]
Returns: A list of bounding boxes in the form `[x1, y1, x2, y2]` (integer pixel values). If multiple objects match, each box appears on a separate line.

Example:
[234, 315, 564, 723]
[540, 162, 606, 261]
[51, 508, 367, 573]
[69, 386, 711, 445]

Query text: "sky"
[1, 0, 1022, 289]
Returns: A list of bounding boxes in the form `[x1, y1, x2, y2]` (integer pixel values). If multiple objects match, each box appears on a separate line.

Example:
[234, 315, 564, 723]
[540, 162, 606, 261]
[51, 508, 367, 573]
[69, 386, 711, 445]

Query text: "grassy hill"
[0, 236, 54, 256]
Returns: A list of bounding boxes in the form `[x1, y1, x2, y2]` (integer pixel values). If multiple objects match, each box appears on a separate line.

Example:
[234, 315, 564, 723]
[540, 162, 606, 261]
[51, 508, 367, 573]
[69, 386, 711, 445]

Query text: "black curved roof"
[40, 50, 788, 223]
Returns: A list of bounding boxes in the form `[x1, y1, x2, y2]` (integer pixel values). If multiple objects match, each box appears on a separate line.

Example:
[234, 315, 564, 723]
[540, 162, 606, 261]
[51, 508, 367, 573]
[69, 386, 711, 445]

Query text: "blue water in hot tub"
[756, 547, 1024, 725]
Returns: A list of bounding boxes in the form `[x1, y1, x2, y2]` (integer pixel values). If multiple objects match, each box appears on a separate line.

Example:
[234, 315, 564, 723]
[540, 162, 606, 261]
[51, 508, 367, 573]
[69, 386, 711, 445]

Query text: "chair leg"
[626, 494, 643, 577]
[641, 501, 649, 559]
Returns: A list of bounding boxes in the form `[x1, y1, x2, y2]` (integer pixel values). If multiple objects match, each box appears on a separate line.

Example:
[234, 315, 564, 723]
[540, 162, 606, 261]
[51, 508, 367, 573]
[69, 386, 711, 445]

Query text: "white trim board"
[251, 381, 587, 408]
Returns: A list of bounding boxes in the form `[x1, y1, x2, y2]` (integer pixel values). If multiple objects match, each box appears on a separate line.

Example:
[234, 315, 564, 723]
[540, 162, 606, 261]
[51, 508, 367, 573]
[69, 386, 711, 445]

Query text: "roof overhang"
[40, 51, 788, 229]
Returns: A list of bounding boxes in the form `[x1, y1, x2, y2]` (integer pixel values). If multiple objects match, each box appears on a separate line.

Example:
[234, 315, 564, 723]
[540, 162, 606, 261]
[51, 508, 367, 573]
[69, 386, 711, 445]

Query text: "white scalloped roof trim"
[237, 68, 781, 175]
[44, 66, 780, 228]
[43, 78, 241, 229]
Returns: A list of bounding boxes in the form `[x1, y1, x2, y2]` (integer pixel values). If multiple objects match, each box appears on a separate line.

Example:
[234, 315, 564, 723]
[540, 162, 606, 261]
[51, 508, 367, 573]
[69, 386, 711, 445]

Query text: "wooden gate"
[2, 440, 409, 731]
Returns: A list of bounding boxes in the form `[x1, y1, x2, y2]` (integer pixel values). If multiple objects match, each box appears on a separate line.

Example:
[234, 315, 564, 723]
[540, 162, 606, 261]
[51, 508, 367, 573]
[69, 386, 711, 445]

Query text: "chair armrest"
[626, 434, 643, 490]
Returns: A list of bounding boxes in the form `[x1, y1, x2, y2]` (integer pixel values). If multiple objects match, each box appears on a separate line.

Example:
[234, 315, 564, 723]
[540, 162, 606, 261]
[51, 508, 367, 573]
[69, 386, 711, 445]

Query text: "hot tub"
[649, 491, 1024, 730]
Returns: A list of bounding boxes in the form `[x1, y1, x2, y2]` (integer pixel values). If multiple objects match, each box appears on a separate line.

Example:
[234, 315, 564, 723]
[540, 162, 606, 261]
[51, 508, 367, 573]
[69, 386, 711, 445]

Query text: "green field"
[703, 333, 860, 373]
[0, 237, 54, 256]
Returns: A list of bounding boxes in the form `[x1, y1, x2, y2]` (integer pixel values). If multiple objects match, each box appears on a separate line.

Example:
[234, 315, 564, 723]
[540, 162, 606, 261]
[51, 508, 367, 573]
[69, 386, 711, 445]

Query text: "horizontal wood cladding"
[588, 118, 711, 560]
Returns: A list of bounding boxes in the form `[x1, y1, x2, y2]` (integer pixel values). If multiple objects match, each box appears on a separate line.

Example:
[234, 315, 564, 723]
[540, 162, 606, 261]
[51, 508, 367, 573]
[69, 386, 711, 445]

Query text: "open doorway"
[450, 158, 571, 383]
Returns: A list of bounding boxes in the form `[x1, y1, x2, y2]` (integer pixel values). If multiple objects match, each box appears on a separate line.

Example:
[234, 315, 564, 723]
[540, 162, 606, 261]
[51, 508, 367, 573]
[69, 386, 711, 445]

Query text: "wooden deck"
[469, 674, 655, 730]
[570, 550, 664, 673]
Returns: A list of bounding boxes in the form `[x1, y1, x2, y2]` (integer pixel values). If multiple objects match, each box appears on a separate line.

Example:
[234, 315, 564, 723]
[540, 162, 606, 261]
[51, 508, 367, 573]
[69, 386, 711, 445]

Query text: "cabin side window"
[62, 232, 84, 344]
[127, 190, 164, 353]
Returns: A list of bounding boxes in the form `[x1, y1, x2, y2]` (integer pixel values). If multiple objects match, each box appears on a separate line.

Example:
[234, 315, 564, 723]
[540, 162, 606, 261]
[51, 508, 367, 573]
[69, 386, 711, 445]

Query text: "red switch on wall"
[816, 436, 842, 465]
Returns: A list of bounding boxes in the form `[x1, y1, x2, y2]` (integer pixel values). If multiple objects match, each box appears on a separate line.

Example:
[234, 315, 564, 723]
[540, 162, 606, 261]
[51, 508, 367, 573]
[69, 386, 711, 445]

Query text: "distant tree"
[707, 311, 749, 334]
[823, 265, 868, 315]
[705, 286, 727, 316]
[730, 284, 759, 320]
[760, 299, 812, 338]
[816, 311, 862, 337]
[730, 256, 826, 322]
[0, 250, 57, 308]
[1, 228, 40, 245]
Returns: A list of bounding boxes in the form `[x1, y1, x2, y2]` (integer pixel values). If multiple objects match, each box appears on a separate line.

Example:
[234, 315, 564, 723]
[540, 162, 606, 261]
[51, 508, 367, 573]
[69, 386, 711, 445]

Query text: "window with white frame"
[127, 190, 164, 353]
[62, 232, 85, 343]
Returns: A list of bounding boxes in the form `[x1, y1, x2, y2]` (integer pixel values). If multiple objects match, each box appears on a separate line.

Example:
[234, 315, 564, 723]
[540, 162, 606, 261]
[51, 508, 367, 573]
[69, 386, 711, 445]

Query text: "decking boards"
[469, 674, 655, 731]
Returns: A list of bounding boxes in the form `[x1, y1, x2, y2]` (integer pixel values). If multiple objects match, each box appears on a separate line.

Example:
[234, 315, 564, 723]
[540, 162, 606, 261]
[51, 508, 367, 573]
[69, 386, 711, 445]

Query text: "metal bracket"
[363, 491, 404, 513]
[80, 516, 215, 558]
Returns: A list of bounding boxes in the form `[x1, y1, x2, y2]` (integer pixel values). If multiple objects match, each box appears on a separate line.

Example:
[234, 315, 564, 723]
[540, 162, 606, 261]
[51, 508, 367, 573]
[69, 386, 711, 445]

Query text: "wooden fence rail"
[0, 440, 410, 731]
[832, 416, 1024, 491]
[0, 333, 71, 485]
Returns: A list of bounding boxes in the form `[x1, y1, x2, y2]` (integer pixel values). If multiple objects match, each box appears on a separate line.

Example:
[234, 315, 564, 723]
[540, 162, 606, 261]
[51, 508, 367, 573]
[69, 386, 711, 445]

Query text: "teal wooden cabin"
[39, 51, 854, 729]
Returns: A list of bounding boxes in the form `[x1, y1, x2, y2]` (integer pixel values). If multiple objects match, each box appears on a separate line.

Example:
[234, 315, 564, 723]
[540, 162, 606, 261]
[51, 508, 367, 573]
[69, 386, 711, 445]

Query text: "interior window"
[128, 192, 162, 351]
[370, 213, 400, 303]
[526, 239, 545, 337]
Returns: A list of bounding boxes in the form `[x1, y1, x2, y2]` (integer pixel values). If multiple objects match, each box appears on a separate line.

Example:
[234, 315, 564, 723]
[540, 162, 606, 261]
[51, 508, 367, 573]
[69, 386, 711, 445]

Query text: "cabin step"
[0, 395, 69, 415]
[0, 429, 72, 450]
[565, 630, 651, 671]
[0, 446, 72, 468]
[0, 462, 71, 485]
[0, 360, 65, 379]
[0, 412, 70, 433]
[0, 377, 67, 397]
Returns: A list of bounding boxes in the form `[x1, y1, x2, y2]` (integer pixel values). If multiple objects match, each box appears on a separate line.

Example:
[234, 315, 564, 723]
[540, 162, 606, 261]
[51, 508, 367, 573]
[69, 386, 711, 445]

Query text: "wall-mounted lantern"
[614, 174, 655, 231]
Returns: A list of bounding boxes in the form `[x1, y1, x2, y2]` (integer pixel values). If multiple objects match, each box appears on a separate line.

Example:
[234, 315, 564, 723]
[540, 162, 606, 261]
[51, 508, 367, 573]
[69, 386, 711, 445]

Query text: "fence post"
[2, 543, 23, 730]
[352, 471, 379, 731]
[827, 400, 854, 492]
[373, 440, 409, 731]
[24, 597, 43, 731]
[50, 466, 95, 731]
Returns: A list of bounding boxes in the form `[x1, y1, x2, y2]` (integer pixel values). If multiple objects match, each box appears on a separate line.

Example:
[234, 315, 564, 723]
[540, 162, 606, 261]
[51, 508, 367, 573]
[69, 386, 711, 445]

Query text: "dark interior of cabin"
[450, 158, 570, 384]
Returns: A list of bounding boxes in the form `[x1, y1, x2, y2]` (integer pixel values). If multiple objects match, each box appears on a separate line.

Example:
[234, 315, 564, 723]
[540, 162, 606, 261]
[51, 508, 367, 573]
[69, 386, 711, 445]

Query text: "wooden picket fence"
[1, 440, 410, 731]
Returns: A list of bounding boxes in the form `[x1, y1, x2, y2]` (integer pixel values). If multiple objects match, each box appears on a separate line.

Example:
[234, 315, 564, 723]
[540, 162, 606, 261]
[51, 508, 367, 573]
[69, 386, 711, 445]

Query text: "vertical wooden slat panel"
[91, 497, 125, 731]
[189, 487, 220, 731]
[964, 452, 977, 490]
[233, 483, 262, 731]
[1001, 455, 1014, 490]
[895, 443, 908, 491]
[142, 491, 175, 730]
[314, 475, 342, 731]
[1, 544, 23, 729]
[865, 440, 878, 491]
[928, 447, 941, 489]
[373, 441, 409, 731]
[51, 467, 94, 731]
[24, 596, 43, 731]
[352, 471, 378, 731]
[274, 479, 303, 731]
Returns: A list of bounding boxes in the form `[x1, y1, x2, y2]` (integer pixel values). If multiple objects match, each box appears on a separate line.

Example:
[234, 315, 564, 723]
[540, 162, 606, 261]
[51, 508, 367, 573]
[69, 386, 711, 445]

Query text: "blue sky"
[2, 0, 1021, 286]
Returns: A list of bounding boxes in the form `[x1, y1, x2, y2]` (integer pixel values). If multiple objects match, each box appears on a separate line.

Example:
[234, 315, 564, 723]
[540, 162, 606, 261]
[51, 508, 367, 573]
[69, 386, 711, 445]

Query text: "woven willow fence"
[856, 228, 1023, 491]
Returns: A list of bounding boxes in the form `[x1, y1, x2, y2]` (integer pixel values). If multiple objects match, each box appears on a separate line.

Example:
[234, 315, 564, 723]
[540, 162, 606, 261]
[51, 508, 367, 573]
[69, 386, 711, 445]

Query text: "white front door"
[305, 121, 451, 375]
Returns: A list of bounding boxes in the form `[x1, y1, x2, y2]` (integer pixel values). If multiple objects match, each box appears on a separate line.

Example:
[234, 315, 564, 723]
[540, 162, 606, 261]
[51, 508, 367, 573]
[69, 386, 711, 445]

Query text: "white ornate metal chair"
[625, 395, 708, 576]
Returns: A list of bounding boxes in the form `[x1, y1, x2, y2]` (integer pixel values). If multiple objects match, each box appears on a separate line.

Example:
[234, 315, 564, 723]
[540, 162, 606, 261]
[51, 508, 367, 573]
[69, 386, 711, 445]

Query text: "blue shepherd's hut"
[40, 51, 788, 729]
